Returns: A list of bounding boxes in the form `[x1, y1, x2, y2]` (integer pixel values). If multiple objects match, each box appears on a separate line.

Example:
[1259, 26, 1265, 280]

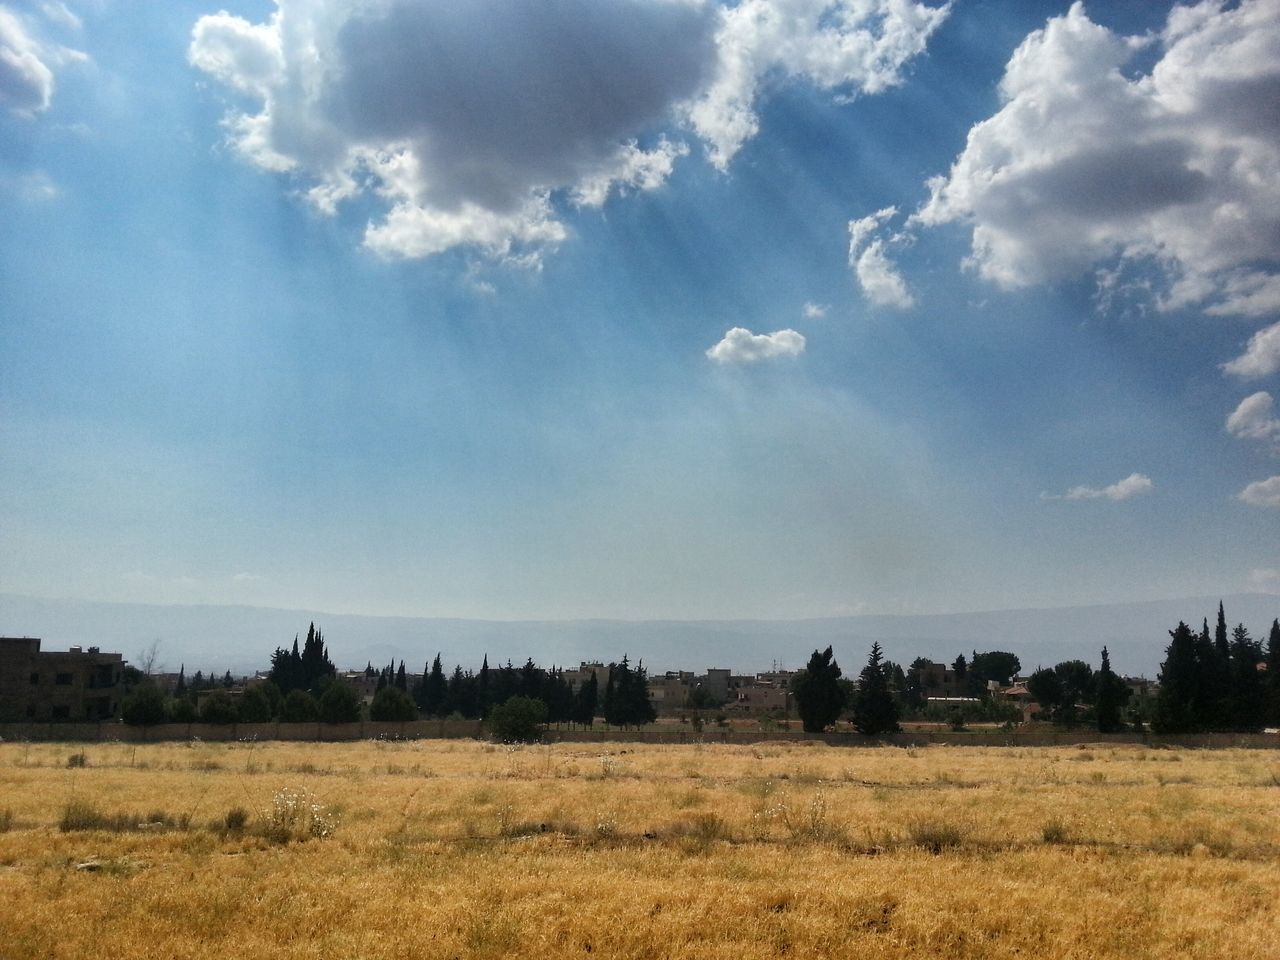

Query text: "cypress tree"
[603, 663, 620, 726]
[1094, 647, 1128, 733]
[1155, 622, 1199, 733]
[478, 655, 492, 717]
[794, 647, 845, 733]
[1267, 619, 1280, 726]
[424, 654, 448, 717]
[395, 660, 407, 692]
[575, 670, 599, 727]
[1229, 624, 1266, 731]
[851, 642, 900, 735]
[175, 665, 186, 696]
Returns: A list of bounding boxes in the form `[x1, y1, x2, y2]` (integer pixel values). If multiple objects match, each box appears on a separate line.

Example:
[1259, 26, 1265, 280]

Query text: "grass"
[0, 739, 1277, 958]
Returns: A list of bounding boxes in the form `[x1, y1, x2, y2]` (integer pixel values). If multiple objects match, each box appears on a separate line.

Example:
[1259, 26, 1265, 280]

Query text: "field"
[0, 739, 1277, 959]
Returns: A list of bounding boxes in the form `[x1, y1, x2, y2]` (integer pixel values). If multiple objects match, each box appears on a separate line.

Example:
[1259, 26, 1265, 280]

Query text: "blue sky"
[2, 0, 1278, 621]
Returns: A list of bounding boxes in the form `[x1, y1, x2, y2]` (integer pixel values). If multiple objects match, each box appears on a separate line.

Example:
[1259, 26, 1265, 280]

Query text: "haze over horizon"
[3, 1, 1279, 627]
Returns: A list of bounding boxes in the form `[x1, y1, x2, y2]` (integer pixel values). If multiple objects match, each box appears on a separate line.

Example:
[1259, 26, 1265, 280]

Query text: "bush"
[237, 685, 273, 723]
[168, 697, 197, 723]
[370, 687, 418, 721]
[121, 684, 168, 726]
[281, 689, 320, 723]
[319, 682, 362, 724]
[260, 788, 337, 843]
[488, 696, 548, 743]
[199, 690, 238, 725]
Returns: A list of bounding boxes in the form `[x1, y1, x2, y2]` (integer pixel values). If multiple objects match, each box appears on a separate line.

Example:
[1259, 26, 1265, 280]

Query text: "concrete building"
[0, 637, 127, 722]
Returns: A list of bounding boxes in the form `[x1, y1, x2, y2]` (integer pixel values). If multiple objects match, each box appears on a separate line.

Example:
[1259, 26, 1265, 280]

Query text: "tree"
[168, 697, 197, 723]
[1267, 619, 1280, 726]
[1228, 624, 1266, 731]
[574, 670, 599, 726]
[1094, 647, 1129, 733]
[794, 647, 845, 733]
[488, 695, 548, 743]
[370, 686, 419, 721]
[281, 689, 321, 723]
[121, 684, 168, 726]
[319, 682, 362, 724]
[395, 660, 408, 693]
[604, 656, 656, 727]
[967, 651, 1021, 696]
[851, 642, 900, 735]
[237, 685, 273, 723]
[1154, 621, 1199, 733]
[1026, 667, 1064, 719]
[174, 665, 186, 697]
[199, 690, 238, 725]
[420, 654, 448, 717]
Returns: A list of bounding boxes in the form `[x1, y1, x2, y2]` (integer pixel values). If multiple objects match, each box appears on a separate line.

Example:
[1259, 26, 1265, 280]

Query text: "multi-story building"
[0, 637, 127, 722]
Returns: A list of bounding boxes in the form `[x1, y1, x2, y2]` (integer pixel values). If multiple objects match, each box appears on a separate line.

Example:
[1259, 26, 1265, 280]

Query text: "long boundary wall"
[0, 721, 1275, 749]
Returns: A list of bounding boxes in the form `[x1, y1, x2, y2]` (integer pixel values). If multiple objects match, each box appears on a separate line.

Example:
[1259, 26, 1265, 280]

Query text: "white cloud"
[190, 1, 946, 263]
[848, 206, 914, 308]
[40, 3, 80, 32]
[1223, 321, 1280, 380]
[1238, 476, 1280, 508]
[1247, 568, 1280, 593]
[802, 301, 827, 319]
[0, 6, 55, 115]
[1042, 472, 1154, 502]
[706, 326, 805, 364]
[688, 0, 950, 170]
[914, 0, 1280, 319]
[1226, 392, 1280, 442]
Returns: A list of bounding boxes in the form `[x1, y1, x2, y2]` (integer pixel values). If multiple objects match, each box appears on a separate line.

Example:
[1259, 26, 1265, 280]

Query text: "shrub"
[0, 808, 12, 832]
[320, 683, 362, 724]
[59, 800, 187, 833]
[1041, 818, 1071, 845]
[908, 818, 967, 853]
[488, 696, 549, 743]
[168, 697, 197, 723]
[237, 685, 273, 723]
[121, 684, 168, 726]
[221, 806, 249, 834]
[66, 751, 88, 768]
[281, 689, 320, 723]
[260, 788, 337, 843]
[199, 690, 238, 725]
[370, 687, 418, 722]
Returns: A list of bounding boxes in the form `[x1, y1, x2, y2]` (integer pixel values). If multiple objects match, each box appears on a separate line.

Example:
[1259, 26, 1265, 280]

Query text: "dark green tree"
[319, 682, 362, 724]
[281, 688, 321, 723]
[168, 697, 197, 723]
[1228, 624, 1266, 731]
[174, 665, 186, 697]
[1154, 621, 1200, 733]
[793, 647, 845, 733]
[574, 670, 599, 726]
[488, 695, 549, 743]
[967, 651, 1022, 696]
[1026, 667, 1064, 719]
[237, 685, 273, 723]
[851, 642, 901, 735]
[199, 690, 238, 725]
[1267, 619, 1280, 726]
[395, 660, 408, 692]
[1094, 647, 1128, 733]
[370, 686, 418, 721]
[421, 654, 448, 716]
[121, 684, 168, 726]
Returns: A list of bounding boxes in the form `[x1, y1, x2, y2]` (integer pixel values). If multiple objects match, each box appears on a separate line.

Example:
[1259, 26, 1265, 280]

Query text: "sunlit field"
[1, 739, 1277, 959]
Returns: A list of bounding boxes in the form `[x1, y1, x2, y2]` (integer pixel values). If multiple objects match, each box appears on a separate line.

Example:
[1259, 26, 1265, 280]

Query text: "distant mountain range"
[3, 592, 1278, 680]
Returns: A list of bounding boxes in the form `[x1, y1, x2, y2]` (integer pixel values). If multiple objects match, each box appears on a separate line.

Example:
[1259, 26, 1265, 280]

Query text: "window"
[55, 673, 73, 685]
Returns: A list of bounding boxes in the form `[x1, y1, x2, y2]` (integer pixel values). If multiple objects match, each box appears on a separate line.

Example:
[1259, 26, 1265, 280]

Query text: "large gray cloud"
[190, 0, 948, 262]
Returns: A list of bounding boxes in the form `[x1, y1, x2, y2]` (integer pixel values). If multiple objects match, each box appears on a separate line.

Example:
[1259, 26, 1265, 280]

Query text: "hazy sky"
[2, 0, 1278, 621]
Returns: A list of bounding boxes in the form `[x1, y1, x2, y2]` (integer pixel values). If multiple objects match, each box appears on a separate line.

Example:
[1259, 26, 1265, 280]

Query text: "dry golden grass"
[1, 738, 1277, 958]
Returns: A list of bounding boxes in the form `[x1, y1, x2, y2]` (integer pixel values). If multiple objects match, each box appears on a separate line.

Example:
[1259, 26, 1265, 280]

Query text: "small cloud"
[1042, 472, 1154, 501]
[1247, 568, 1280, 593]
[802, 301, 828, 319]
[1238, 476, 1280, 508]
[1223, 321, 1280, 380]
[0, 7, 55, 116]
[848, 207, 914, 309]
[231, 572, 263, 583]
[706, 327, 805, 365]
[41, 3, 81, 32]
[1226, 392, 1280, 442]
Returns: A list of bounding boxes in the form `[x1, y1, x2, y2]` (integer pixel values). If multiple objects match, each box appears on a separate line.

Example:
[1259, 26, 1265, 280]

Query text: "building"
[0, 637, 127, 722]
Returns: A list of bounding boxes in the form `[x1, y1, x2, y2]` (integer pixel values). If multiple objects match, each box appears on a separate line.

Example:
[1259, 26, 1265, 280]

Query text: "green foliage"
[370, 686, 418, 721]
[603, 656, 656, 727]
[168, 697, 197, 723]
[281, 689, 321, 723]
[574, 670, 599, 726]
[1155, 621, 1199, 733]
[489, 695, 549, 743]
[121, 683, 168, 726]
[319, 682, 362, 724]
[851, 642, 900, 735]
[199, 690, 238, 725]
[1094, 647, 1129, 733]
[267, 622, 336, 696]
[794, 647, 844, 733]
[237, 685, 274, 724]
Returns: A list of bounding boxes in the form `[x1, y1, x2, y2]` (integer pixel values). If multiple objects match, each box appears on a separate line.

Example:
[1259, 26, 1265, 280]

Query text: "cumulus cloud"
[848, 206, 914, 308]
[914, 0, 1280, 319]
[1042, 472, 1154, 502]
[1239, 476, 1280, 508]
[0, 6, 55, 115]
[706, 326, 805, 364]
[802, 301, 827, 319]
[190, 1, 946, 263]
[1226, 392, 1280, 442]
[1223, 321, 1280, 380]
[687, 0, 950, 170]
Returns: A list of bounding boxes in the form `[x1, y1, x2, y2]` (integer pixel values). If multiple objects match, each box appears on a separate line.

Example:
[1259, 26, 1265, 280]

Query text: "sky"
[1, 0, 1278, 623]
